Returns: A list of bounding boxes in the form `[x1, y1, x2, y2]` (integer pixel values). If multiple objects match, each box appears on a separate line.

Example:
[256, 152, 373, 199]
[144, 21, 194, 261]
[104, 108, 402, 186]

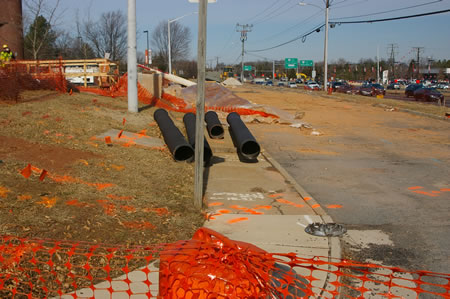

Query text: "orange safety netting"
[0, 228, 448, 298]
[0, 60, 67, 101]
[78, 73, 280, 119]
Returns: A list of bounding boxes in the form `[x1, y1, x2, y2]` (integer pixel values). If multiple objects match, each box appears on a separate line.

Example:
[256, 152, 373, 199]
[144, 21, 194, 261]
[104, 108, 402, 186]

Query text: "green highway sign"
[243, 65, 252, 71]
[299, 60, 314, 67]
[284, 58, 298, 69]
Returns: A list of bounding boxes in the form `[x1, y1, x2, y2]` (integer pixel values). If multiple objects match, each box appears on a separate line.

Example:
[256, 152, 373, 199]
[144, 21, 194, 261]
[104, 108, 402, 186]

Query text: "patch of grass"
[0, 91, 204, 246]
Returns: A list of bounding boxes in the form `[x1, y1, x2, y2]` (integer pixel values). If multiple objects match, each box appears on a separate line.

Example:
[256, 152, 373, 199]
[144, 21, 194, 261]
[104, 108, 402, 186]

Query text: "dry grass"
[0, 91, 204, 246]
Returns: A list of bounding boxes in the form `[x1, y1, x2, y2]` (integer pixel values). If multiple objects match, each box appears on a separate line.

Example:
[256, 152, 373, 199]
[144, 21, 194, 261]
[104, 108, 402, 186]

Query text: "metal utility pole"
[377, 45, 380, 83]
[413, 47, 424, 78]
[143, 30, 149, 66]
[127, 0, 138, 113]
[236, 23, 253, 82]
[323, 0, 330, 90]
[194, 0, 208, 209]
[387, 43, 398, 80]
[273, 60, 275, 79]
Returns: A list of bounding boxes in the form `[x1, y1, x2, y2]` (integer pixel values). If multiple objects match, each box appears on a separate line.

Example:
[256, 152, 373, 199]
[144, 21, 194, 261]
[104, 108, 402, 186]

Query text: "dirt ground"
[0, 90, 204, 246]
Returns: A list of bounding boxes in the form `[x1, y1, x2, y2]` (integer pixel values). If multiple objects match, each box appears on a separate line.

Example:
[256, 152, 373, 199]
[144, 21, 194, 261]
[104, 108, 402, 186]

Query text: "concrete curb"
[261, 149, 342, 296]
[261, 150, 328, 217]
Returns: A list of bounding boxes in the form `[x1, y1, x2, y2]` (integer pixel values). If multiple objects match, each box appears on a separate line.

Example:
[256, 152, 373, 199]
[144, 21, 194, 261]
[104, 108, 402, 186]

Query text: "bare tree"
[23, 0, 62, 59]
[151, 20, 191, 68]
[82, 10, 127, 62]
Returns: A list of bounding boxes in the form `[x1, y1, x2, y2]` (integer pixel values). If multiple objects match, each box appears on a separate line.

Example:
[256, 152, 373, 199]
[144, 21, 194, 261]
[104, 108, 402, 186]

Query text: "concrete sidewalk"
[204, 131, 341, 294]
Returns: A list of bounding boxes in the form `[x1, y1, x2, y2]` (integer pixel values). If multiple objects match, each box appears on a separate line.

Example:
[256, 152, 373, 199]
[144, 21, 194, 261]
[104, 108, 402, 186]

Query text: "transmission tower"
[412, 47, 424, 78]
[387, 44, 398, 79]
[236, 23, 253, 82]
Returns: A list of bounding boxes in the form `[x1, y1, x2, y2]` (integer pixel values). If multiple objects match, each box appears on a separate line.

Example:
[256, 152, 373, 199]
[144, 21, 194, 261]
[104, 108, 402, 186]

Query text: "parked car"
[405, 84, 423, 97]
[289, 81, 297, 88]
[265, 80, 273, 86]
[413, 88, 444, 102]
[387, 82, 400, 90]
[305, 81, 320, 90]
[437, 83, 449, 90]
[336, 84, 358, 94]
[277, 81, 286, 87]
[295, 78, 303, 84]
[359, 83, 385, 96]
[330, 81, 346, 91]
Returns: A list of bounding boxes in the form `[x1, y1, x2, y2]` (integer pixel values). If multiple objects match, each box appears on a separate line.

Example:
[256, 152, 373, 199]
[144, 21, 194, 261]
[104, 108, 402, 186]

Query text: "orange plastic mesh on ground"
[0, 228, 448, 298]
[78, 73, 279, 119]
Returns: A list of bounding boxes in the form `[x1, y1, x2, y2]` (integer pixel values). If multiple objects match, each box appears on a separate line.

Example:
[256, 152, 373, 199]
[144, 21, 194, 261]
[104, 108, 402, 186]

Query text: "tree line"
[21, 0, 194, 76]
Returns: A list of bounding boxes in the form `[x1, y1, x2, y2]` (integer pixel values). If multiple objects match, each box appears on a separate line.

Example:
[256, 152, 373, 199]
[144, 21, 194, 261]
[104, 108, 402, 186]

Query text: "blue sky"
[52, 0, 449, 64]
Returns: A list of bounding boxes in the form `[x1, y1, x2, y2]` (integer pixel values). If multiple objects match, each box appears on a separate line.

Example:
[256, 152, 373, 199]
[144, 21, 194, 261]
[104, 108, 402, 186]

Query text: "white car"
[306, 81, 320, 89]
[289, 82, 297, 88]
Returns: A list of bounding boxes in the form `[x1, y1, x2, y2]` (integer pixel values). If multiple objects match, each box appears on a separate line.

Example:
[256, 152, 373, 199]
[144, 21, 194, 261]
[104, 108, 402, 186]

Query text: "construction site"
[1, 0, 450, 298]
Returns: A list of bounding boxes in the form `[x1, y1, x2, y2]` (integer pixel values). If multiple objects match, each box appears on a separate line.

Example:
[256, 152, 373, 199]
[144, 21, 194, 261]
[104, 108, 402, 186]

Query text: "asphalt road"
[384, 91, 450, 107]
[250, 96, 450, 274]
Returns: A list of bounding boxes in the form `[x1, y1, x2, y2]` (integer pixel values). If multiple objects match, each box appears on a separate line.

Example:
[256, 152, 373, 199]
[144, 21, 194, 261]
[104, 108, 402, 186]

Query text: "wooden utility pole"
[236, 23, 253, 82]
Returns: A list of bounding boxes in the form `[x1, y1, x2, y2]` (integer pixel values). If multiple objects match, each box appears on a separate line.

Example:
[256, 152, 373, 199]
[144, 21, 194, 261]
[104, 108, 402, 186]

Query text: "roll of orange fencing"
[158, 227, 277, 298]
[0, 228, 449, 298]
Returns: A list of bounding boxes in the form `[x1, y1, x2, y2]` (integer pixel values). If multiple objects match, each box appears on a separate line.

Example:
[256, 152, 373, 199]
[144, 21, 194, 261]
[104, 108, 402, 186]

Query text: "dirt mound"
[181, 82, 251, 107]
[222, 77, 242, 86]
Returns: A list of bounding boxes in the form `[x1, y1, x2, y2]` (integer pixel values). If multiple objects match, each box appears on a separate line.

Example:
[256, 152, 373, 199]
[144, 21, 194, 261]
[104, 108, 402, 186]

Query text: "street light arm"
[298, 2, 324, 11]
[169, 11, 198, 24]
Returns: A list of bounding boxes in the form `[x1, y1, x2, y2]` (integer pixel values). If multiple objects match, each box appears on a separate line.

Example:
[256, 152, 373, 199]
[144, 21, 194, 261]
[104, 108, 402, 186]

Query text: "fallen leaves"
[37, 196, 59, 208]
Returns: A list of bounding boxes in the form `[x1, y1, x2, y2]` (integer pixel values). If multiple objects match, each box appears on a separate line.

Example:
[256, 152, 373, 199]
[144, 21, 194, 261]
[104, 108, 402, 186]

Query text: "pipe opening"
[241, 141, 260, 157]
[174, 145, 195, 162]
[210, 125, 224, 138]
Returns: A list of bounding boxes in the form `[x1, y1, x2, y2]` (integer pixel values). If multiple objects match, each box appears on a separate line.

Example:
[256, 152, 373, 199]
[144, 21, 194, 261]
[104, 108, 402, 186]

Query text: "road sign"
[285, 58, 298, 69]
[299, 60, 314, 67]
[243, 65, 252, 71]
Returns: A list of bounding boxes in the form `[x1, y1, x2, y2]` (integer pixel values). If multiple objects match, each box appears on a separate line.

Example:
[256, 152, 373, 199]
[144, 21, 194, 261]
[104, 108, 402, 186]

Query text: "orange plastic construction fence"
[0, 60, 67, 101]
[78, 73, 280, 119]
[0, 228, 449, 298]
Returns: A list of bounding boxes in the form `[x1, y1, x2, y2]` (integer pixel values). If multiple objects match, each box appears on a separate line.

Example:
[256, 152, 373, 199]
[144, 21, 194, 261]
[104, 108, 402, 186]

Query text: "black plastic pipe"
[154, 109, 194, 162]
[183, 112, 213, 165]
[226, 112, 261, 160]
[205, 111, 224, 139]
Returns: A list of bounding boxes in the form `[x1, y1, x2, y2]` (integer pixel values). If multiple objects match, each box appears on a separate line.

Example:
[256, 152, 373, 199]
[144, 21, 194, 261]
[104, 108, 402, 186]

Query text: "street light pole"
[323, 0, 329, 90]
[168, 20, 172, 74]
[143, 30, 149, 66]
[168, 12, 198, 75]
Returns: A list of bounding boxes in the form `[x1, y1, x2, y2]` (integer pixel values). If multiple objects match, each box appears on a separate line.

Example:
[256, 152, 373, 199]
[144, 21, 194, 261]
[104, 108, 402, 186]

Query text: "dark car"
[405, 84, 423, 97]
[359, 83, 385, 96]
[413, 88, 444, 103]
[337, 84, 358, 94]
[265, 80, 273, 86]
[387, 82, 400, 90]
[330, 81, 345, 92]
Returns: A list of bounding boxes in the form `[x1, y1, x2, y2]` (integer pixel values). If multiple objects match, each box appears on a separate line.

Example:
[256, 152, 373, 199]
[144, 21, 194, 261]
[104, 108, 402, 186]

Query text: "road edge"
[261, 149, 342, 295]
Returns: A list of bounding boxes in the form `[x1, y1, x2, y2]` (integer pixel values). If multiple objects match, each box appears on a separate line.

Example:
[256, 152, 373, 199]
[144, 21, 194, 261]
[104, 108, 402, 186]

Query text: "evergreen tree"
[24, 15, 57, 59]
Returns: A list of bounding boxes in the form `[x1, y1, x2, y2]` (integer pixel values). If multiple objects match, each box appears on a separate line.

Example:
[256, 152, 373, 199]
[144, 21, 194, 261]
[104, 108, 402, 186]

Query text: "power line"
[247, 24, 324, 52]
[245, 0, 287, 23]
[331, 0, 444, 20]
[247, 8, 450, 53]
[253, 2, 300, 25]
[250, 0, 295, 25]
[330, 8, 450, 24]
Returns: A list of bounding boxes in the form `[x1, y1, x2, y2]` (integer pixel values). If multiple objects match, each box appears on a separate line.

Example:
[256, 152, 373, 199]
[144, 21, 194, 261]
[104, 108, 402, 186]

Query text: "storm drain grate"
[305, 222, 347, 237]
